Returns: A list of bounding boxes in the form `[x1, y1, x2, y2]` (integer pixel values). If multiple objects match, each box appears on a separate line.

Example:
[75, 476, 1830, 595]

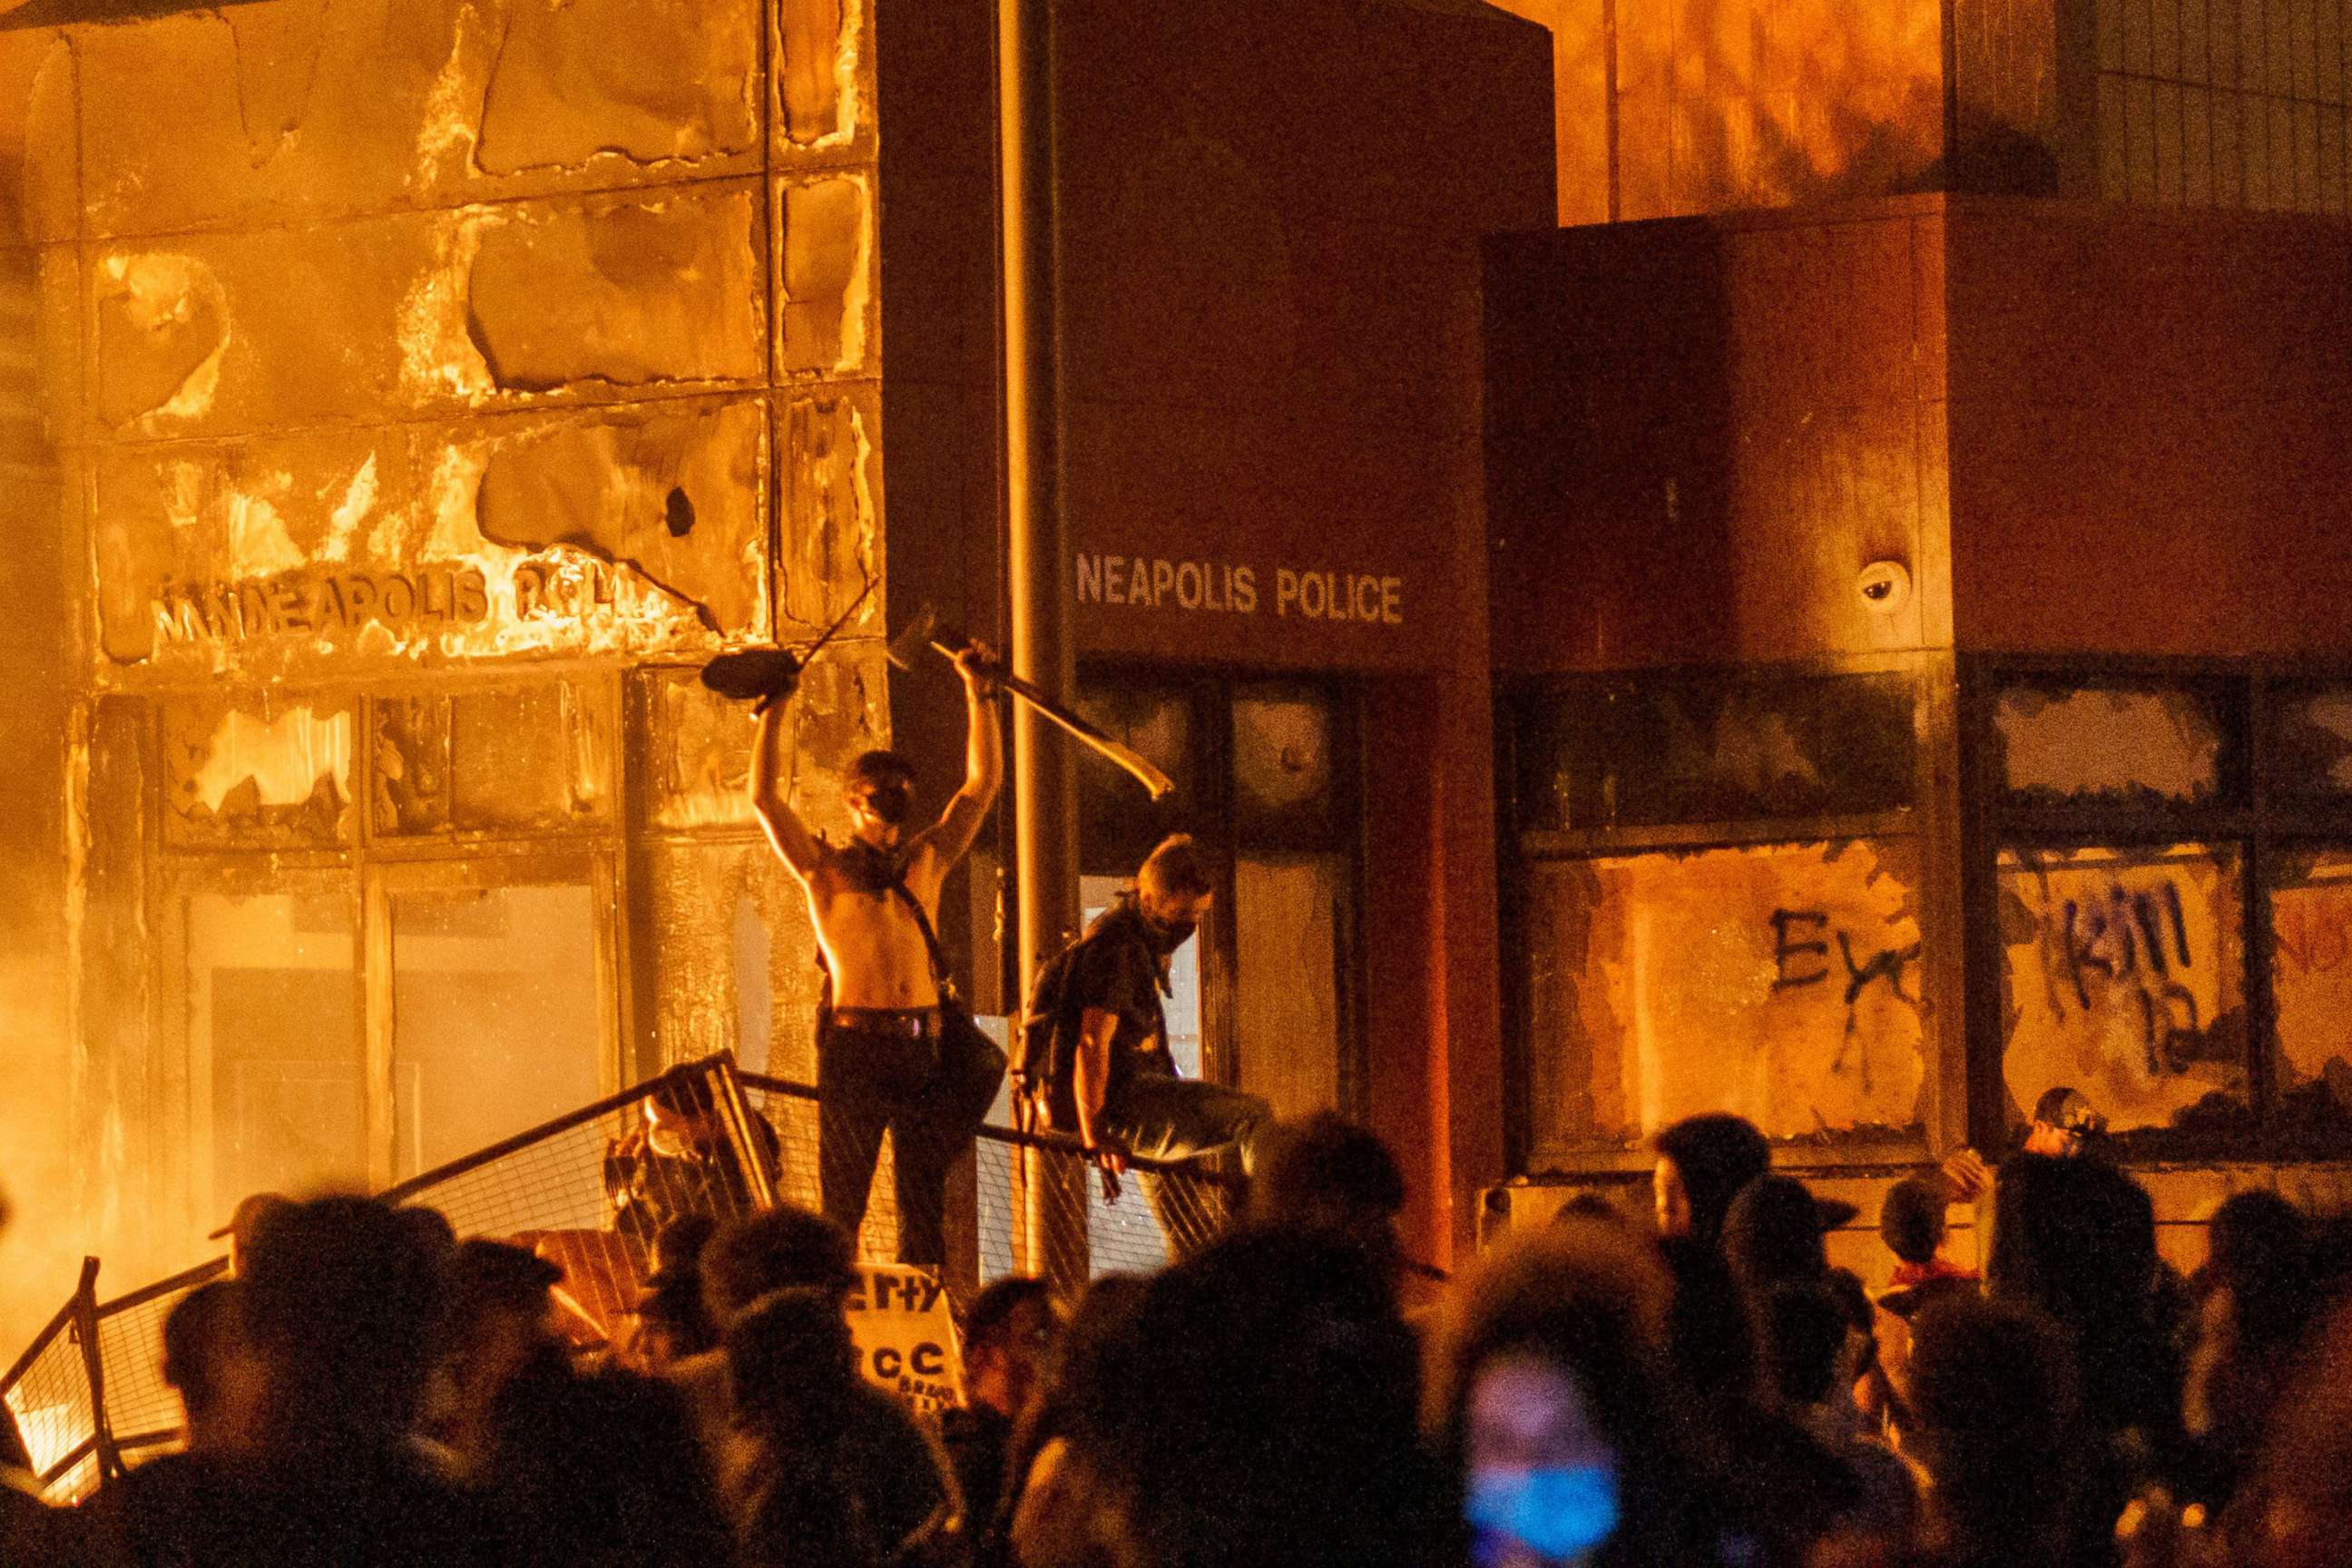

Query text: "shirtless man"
[748, 644, 1003, 1266]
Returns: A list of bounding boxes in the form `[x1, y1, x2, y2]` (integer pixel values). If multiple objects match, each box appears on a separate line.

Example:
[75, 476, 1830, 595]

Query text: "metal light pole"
[997, 0, 1085, 1289]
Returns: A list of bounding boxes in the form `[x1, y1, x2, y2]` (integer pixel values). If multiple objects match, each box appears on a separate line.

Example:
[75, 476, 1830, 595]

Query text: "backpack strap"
[885, 877, 956, 998]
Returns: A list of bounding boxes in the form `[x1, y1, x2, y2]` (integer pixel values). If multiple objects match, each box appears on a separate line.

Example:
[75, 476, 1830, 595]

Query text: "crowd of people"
[3, 1105, 2350, 1568]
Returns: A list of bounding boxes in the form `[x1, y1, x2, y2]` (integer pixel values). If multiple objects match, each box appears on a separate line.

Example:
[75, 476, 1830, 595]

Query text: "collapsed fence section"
[737, 1073, 1240, 1290]
[3, 1054, 1241, 1504]
[0, 1261, 103, 1504]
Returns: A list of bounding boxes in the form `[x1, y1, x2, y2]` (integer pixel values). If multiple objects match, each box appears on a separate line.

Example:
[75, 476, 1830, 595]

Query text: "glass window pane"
[1232, 685, 1337, 843]
[1997, 844, 2248, 1136]
[1513, 672, 1915, 834]
[1520, 838, 1927, 1155]
[1076, 680, 1198, 870]
[1995, 683, 2225, 805]
[1233, 854, 1346, 1120]
[188, 891, 363, 1215]
[389, 882, 605, 1179]
[2268, 683, 2352, 799]
[2269, 851, 2352, 1133]
[165, 693, 357, 849]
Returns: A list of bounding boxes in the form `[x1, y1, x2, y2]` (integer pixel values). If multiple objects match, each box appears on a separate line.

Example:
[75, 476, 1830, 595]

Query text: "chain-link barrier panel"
[1, 1288, 98, 1504]
[379, 1057, 778, 1345]
[738, 1073, 1241, 1292]
[3, 1057, 777, 1502]
[93, 1263, 229, 1469]
[3, 1056, 1244, 1504]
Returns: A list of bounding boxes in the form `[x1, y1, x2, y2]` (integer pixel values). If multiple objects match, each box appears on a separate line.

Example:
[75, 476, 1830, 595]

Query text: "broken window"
[1994, 681, 2230, 807]
[1512, 671, 1915, 834]
[376, 679, 615, 838]
[1996, 845, 2249, 1138]
[2268, 684, 2352, 799]
[1519, 838, 1927, 1159]
[164, 692, 357, 850]
[2268, 851, 2352, 1135]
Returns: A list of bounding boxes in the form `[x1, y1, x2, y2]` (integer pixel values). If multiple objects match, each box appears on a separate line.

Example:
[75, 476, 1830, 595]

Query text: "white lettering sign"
[1075, 554, 1403, 625]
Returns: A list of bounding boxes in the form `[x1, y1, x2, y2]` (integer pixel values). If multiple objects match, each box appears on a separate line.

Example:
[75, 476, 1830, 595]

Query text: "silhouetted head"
[701, 1205, 858, 1328]
[1250, 1113, 1406, 1259]
[1902, 1295, 2082, 1567]
[162, 1279, 252, 1446]
[1062, 1232, 1427, 1568]
[1879, 1174, 1951, 1266]
[652, 1212, 719, 1279]
[725, 1287, 862, 1437]
[210, 1191, 293, 1278]
[238, 1195, 447, 1446]
[2203, 1189, 2317, 1357]
[1652, 1113, 1769, 1245]
[1722, 1173, 1830, 1295]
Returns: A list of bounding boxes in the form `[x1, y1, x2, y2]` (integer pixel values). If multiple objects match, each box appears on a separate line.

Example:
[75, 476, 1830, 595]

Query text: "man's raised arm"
[916, 645, 1003, 868]
[749, 701, 823, 883]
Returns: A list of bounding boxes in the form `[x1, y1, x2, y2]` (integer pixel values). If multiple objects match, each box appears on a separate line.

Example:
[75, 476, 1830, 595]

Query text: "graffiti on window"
[1522, 838, 1926, 1153]
[1998, 846, 2247, 1135]
[2270, 855, 2352, 1126]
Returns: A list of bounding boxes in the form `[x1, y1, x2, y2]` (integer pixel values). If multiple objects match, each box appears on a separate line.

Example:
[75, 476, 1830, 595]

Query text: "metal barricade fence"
[91, 1260, 230, 1476]
[1, 1261, 103, 1504]
[735, 1073, 1240, 1290]
[1, 1054, 1241, 1503]
[377, 1056, 778, 1343]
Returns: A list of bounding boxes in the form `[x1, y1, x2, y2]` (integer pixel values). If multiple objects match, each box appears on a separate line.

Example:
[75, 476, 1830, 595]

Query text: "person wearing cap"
[1938, 1084, 2112, 1210]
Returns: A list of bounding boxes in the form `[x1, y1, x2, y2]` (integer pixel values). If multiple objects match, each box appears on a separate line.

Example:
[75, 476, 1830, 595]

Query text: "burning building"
[0, 0, 1552, 1354]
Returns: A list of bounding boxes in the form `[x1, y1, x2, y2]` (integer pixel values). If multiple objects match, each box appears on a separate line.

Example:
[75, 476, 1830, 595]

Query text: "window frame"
[1960, 653, 2352, 1161]
[139, 672, 635, 1246]
[1073, 661, 1367, 1115]
[1497, 652, 1955, 1175]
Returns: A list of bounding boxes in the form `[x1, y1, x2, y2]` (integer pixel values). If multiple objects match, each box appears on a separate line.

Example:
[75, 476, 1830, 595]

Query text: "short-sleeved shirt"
[1064, 901, 1175, 1093]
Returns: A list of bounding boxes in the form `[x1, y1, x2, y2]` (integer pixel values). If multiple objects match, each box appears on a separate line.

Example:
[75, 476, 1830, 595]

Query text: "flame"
[320, 455, 379, 564]
[183, 705, 352, 815]
[396, 214, 495, 406]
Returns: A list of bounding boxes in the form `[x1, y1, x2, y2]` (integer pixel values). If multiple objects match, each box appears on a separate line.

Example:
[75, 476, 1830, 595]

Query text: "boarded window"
[1520, 838, 1926, 1156]
[377, 681, 615, 837]
[1996, 845, 2249, 1136]
[2269, 851, 2352, 1132]
[1512, 672, 1914, 834]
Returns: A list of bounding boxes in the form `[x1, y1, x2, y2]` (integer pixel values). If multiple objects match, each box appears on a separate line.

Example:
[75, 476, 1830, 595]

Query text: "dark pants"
[1103, 1071, 1272, 1254]
[818, 1012, 999, 1267]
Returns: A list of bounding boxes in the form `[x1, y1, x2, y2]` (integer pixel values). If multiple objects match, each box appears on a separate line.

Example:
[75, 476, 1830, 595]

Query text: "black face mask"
[1142, 912, 1198, 955]
[858, 782, 914, 827]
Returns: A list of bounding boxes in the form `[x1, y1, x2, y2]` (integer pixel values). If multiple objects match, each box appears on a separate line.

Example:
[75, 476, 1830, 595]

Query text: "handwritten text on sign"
[1076, 554, 1404, 625]
[846, 1263, 963, 1416]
